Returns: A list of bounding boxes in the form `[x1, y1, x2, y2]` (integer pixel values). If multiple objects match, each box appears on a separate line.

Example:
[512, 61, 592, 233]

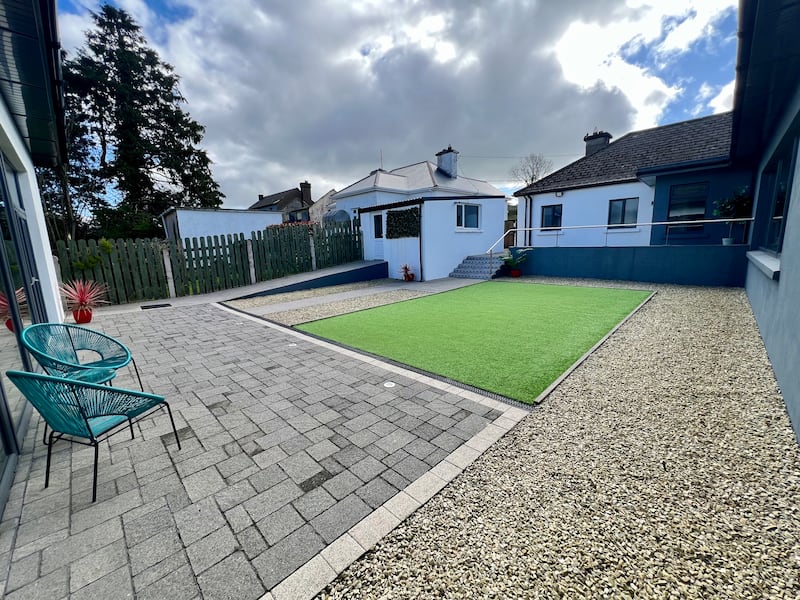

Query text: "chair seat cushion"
[87, 414, 128, 437]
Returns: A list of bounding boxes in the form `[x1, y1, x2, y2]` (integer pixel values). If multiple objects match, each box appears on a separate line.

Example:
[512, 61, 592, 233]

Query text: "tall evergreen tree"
[65, 4, 223, 239]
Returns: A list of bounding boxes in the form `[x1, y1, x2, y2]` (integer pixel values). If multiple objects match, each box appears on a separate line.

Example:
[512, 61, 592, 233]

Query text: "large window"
[541, 204, 562, 230]
[608, 197, 638, 227]
[668, 182, 708, 231]
[763, 139, 796, 253]
[373, 214, 383, 238]
[456, 203, 480, 229]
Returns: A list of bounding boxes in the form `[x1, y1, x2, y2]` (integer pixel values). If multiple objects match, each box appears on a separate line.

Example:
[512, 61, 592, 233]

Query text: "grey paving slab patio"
[0, 301, 526, 600]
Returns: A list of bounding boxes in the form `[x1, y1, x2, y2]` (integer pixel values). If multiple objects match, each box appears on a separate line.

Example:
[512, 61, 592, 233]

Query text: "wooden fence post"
[246, 239, 256, 285]
[162, 247, 177, 298]
[309, 229, 317, 271]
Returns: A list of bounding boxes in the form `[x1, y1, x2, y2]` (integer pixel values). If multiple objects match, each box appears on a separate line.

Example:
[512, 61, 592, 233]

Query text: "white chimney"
[435, 145, 459, 178]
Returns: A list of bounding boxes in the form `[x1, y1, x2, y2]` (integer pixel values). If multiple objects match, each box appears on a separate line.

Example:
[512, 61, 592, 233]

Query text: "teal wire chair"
[21, 323, 144, 390]
[6, 370, 181, 502]
[21, 323, 145, 446]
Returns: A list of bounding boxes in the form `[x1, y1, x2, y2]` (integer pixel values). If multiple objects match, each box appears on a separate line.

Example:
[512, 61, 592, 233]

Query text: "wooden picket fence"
[55, 221, 362, 304]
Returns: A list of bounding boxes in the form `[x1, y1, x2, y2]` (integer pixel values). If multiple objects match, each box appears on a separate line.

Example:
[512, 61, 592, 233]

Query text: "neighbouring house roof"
[514, 112, 734, 196]
[249, 187, 313, 211]
[333, 161, 503, 200]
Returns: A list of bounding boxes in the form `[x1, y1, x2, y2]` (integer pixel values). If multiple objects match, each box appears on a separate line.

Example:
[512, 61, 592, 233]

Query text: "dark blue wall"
[650, 169, 753, 246]
[521, 246, 748, 286]
[234, 261, 388, 299]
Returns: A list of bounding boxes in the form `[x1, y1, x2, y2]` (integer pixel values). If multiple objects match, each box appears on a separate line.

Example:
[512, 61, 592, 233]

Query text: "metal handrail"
[486, 217, 754, 255]
[485, 217, 754, 279]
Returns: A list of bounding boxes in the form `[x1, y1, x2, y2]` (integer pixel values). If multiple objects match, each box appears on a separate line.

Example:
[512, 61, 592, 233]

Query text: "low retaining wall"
[520, 245, 749, 287]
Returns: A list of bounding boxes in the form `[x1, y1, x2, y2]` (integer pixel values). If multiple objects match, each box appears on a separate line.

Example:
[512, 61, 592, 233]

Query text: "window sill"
[455, 228, 483, 233]
[747, 250, 781, 281]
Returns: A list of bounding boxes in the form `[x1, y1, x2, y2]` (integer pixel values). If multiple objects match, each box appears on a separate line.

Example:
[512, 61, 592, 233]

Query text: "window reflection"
[0, 270, 27, 431]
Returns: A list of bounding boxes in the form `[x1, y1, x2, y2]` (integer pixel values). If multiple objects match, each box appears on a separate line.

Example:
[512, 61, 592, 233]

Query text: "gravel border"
[317, 283, 800, 599]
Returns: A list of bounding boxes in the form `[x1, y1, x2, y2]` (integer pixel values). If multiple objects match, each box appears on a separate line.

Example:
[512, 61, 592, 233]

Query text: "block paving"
[0, 302, 527, 599]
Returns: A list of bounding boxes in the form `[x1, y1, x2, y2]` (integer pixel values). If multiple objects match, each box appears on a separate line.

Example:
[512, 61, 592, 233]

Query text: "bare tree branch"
[509, 153, 553, 186]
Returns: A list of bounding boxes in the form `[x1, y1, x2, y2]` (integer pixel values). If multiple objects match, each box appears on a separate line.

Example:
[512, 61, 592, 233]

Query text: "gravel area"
[265, 289, 428, 325]
[227, 279, 391, 309]
[318, 283, 800, 598]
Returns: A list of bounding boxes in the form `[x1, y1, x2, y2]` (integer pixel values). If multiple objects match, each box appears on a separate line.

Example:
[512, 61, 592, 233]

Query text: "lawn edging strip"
[527, 289, 657, 405]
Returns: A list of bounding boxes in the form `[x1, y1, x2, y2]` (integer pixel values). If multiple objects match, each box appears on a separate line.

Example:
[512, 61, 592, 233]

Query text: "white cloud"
[553, 1, 736, 129]
[57, 0, 737, 208]
[708, 79, 735, 113]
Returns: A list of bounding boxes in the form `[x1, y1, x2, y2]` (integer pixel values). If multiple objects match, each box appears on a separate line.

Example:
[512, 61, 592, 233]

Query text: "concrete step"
[449, 253, 508, 280]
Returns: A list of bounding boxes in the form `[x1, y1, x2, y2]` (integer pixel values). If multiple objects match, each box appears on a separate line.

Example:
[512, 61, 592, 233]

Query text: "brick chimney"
[583, 131, 612, 156]
[435, 145, 459, 178]
[299, 181, 312, 206]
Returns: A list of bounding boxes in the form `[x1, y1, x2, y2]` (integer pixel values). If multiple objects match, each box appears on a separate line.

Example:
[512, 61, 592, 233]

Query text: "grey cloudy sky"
[58, 0, 738, 208]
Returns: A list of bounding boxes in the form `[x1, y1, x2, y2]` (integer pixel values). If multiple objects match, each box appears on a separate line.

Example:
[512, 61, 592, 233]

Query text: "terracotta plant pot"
[73, 309, 93, 324]
[5, 318, 13, 332]
[510, 269, 522, 277]
[403, 273, 415, 281]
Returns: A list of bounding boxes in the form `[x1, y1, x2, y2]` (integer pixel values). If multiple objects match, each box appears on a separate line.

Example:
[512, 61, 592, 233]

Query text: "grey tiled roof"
[514, 112, 733, 196]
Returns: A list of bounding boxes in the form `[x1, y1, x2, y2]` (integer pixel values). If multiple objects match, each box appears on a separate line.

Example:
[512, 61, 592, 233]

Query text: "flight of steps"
[449, 253, 507, 280]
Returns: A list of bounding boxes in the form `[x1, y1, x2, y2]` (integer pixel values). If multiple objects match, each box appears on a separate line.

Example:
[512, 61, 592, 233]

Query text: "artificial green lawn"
[296, 282, 651, 404]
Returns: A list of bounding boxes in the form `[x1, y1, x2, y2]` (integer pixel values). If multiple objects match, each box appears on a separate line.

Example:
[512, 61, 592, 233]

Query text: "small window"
[373, 214, 383, 238]
[668, 183, 707, 231]
[541, 204, 562, 230]
[608, 197, 639, 227]
[456, 203, 480, 229]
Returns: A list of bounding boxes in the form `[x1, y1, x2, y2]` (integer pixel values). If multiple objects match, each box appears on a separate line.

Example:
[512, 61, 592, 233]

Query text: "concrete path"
[0, 287, 526, 599]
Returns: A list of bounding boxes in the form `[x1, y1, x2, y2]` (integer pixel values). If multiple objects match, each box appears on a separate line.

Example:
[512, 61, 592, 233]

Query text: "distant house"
[332, 146, 506, 281]
[514, 113, 752, 248]
[309, 188, 337, 222]
[161, 207, 284, 243]
[250, 181, 314, 222]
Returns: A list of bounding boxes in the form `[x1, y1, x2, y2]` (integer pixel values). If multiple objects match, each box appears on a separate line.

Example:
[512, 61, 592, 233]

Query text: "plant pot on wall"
[73, 309, 93, 324]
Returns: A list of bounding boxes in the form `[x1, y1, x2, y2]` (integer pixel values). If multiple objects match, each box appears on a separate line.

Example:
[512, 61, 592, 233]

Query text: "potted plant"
[713, 186, 753, 245]
[60, 280, 109, 324]
[400, 264, 415, 281]
[0, 287, 26, 332]
[501, 249, 530, 277]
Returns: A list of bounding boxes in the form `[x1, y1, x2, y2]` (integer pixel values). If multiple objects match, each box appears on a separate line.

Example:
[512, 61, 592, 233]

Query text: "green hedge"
[386, 207, 420, 238]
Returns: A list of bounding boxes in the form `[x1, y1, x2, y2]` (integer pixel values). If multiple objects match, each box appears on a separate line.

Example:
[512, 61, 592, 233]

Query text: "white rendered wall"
[421, 198, 506, 280]
[0, 98, 64, 321]
[169, 209, 283, 241]
[518, 181, 654, 247]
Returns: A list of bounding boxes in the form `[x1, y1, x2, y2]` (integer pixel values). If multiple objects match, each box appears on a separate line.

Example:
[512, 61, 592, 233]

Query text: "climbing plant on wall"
[386, 207, 420, 238]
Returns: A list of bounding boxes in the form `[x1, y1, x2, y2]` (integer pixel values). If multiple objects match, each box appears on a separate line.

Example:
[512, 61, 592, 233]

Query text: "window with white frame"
[373, 214, 383, 238]
[456, 203, 480, 229]
[541, 204, 562, 230]
[608, 197, 639, 228]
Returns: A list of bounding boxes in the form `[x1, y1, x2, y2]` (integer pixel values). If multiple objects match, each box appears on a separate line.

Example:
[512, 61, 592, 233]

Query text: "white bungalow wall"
[0, 97, 64, 321]
[518, 181, 655, 247]
[421, 198, 506, 280]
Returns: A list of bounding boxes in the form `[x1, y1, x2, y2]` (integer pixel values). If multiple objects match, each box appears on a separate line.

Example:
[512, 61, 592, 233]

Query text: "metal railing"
[486, 217, 754, 278]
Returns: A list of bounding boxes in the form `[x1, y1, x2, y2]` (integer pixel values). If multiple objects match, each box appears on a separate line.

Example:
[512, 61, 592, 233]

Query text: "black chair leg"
[42, 423, 49, 446]
[44, 430, 55, 489]
[164, 402, 181, 450]
[128, 419, 135, 439]
[92, 442, 99, 503]
[131, 358, 144, 392]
